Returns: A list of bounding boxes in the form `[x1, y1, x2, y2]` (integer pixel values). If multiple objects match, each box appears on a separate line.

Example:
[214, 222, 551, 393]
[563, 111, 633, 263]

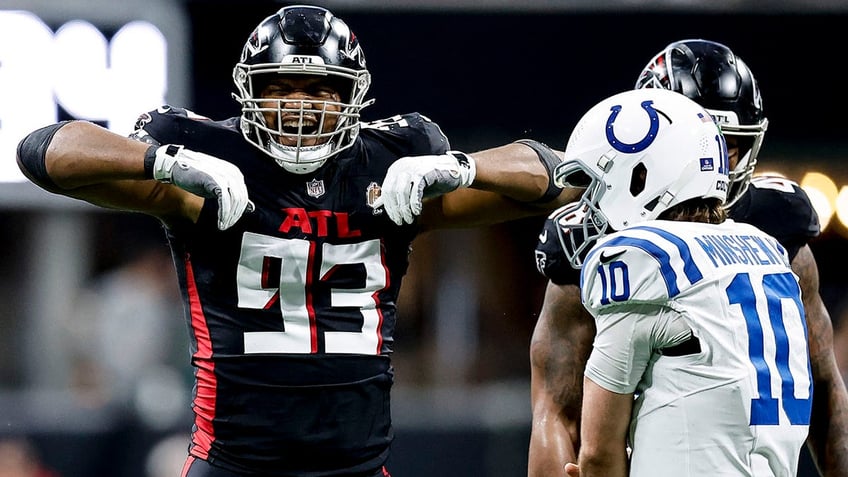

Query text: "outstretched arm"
[377, 140, 580, 228]
[528, 282, 596, 476]
[468, 140, 561, 203]
[793, 245, 848, 476]
[419, 141, 580, 229]
[17, 120, 250, 229]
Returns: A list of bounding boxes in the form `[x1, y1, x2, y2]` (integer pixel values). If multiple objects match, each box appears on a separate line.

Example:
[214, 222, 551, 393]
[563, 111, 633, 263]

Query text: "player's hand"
[150, 144, 254, 230]
[564, 463, 581, 477]
[374, 151, 476, 225]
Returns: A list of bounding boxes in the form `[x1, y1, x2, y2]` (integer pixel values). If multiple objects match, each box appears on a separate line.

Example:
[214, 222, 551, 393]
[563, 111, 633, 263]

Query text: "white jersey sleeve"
[580, 223, 711, 393]
[585, 302, 694, 394]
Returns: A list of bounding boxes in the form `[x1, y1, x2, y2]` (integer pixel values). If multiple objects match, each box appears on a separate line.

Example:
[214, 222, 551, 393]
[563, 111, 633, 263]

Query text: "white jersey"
[581, 219, 811, 477]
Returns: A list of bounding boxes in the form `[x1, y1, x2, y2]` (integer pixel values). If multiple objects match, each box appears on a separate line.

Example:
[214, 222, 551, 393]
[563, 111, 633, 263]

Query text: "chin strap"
[267, 140, 333, 174]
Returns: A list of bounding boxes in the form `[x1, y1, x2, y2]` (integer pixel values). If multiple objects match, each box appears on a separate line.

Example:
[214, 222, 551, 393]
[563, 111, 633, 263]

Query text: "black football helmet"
[233, 5, 373, 174]
[635, 39, 767, 206]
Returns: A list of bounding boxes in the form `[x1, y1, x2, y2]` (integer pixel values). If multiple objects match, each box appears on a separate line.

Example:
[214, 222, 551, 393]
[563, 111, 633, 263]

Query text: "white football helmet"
[554, 88, 729, 268]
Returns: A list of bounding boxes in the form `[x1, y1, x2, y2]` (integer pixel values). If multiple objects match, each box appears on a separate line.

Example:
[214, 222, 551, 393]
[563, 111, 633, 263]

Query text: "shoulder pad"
[361, 113, 449, 156]
[580, 224, 710, 310]
[581, 236, 669, 311]
[730, 175, 820, 260]
[129, 105, 211, 144]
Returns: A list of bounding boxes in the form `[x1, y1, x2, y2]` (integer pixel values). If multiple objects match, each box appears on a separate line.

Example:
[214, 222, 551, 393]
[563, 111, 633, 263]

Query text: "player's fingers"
[217, 187, 234, 230]
[382, 175, 404, 225]
[221, 176, 250, 230]
[399, 177, 417, 225]
[409, 176, 425, 218]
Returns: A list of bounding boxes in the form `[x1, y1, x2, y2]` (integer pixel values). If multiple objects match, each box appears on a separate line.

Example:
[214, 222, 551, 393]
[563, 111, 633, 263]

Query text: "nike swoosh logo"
[599, 249, 625, 263]
[538, 229, 548, 244]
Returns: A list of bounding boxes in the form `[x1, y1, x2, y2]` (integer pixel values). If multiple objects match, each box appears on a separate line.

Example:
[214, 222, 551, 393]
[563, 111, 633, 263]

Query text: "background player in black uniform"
[15, 6, 575, 477]
[528, 39, 848, 477]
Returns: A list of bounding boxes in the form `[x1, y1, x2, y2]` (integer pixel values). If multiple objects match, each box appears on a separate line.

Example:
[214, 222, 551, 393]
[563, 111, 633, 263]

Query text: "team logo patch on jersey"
[306, 179, 326, 198]
[366, 182, 382, 215]
[535, 250, 547, 274]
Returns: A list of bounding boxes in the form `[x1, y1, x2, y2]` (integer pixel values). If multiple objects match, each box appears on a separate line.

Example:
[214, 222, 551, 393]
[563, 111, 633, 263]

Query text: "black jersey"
[727, 175, 820, 261]
[535, 174, 821, 286]
[133, 106, 448, 476]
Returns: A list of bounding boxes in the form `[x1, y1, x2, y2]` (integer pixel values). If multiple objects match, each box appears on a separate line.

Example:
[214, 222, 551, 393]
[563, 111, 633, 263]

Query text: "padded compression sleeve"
[514, 139, 564, 204]
[16, 121, 74, 192]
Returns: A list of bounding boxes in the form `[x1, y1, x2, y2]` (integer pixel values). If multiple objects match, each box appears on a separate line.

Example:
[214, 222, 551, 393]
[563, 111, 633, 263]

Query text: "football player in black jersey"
[529, 39, 848, 477]
[16, 6, 574, 477]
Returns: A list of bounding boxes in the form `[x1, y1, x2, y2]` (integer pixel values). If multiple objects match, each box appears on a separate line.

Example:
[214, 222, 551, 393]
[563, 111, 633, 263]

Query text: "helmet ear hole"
[630, 162, 647, 196]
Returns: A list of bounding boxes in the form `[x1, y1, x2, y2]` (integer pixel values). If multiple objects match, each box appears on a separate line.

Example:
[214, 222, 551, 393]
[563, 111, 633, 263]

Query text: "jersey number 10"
[726, 272, 812, 426]
[597, 263, 812, 426]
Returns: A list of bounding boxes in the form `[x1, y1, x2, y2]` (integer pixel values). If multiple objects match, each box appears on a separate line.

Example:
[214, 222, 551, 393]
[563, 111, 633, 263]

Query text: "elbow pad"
[16, 121, 74, 192]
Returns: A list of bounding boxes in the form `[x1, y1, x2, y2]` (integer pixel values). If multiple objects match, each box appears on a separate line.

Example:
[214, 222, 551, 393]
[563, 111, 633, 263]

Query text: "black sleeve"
[16, 121, 74, 193]
[514, 139, 563, 204]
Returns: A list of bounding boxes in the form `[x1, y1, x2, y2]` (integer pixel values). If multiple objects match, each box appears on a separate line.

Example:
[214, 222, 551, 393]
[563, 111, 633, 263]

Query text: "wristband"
[515, 139, 564, 204]
[448, 150, 472, 168]
[447, 150, 477, 188]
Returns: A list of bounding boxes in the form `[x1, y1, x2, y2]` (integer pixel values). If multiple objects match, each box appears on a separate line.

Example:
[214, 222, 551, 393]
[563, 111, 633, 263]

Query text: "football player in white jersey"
[558, 88, 812, 477]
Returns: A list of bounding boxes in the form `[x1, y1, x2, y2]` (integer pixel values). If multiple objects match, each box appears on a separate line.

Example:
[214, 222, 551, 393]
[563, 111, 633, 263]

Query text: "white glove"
[374, 151, 476, 225]
[151, 145, 254, 230]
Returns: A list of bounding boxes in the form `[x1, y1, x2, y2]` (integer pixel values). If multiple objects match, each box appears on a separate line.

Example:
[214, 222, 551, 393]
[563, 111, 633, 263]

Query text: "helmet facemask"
[713, 114, 768, 207]
[234, 63, 372, 174]
[553, 162, 610, 269]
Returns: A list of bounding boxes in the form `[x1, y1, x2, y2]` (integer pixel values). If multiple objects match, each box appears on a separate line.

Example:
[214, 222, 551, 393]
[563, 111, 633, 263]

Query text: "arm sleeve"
[514, 139, 563, 204]
[16, 121, 74, 192]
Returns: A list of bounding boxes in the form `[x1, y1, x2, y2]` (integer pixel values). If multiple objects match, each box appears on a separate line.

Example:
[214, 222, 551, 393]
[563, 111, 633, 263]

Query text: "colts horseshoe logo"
[606, 100, 660, 153]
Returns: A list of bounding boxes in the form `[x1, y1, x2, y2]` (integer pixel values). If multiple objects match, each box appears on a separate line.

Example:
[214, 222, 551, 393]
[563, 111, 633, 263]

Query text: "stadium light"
[800, 172, 838, 231]
[835, 187, 848, 231]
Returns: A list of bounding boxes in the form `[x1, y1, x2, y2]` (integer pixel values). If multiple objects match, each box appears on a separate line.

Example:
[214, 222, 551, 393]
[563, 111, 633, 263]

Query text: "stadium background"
[1, 1, 847, 475]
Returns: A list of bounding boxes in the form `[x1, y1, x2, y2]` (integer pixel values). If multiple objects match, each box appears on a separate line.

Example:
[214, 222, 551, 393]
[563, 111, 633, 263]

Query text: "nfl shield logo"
[306, 179, 325, 198]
